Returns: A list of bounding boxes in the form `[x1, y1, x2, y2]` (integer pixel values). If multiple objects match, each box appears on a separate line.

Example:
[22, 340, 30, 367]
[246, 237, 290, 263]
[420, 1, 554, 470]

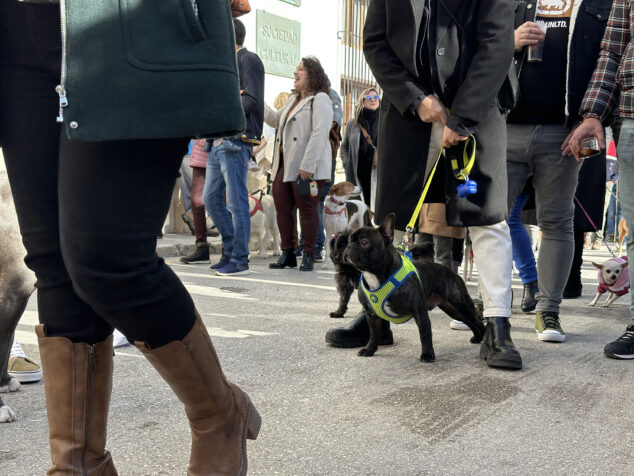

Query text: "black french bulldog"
[328, 233, 360, 318]
[342, 213, 485, 362]
[328, 233, 437, 318]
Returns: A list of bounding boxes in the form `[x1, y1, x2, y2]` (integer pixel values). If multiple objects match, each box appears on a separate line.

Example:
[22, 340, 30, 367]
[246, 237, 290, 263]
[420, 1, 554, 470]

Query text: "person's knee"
[61, 237, 160, 310]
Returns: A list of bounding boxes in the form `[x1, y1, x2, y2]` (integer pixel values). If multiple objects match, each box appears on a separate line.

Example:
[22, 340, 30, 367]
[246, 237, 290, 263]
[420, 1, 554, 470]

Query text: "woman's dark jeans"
[1, 1, 196, 345]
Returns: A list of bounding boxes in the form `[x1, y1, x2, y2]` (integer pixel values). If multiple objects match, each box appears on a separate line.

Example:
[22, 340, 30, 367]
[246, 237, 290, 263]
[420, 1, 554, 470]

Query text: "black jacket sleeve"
[239, 51, 265, 118]
[363, 0, 433, 116]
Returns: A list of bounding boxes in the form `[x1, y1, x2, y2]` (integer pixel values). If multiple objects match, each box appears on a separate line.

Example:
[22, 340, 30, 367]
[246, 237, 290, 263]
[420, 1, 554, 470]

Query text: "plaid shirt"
[581, 0, 634, 120]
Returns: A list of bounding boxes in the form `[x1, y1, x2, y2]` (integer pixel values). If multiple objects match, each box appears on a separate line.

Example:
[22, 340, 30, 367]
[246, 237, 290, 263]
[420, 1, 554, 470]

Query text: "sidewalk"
[156, 232, 223, 258]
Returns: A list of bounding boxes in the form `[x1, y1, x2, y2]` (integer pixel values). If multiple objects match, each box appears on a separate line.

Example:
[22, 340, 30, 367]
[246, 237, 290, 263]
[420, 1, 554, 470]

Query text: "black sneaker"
[604, 325, 634, 360]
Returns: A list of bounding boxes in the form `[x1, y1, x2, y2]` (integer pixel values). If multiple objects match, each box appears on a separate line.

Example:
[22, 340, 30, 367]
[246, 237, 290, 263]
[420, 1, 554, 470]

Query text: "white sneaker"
[113, 329, 131, 349]
[8, 340, 42, 383]
[449, 320, 470, 330]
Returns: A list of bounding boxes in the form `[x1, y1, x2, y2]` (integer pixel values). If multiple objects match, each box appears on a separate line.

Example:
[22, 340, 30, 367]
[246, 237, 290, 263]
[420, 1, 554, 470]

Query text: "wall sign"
[256, 10, 301, 79]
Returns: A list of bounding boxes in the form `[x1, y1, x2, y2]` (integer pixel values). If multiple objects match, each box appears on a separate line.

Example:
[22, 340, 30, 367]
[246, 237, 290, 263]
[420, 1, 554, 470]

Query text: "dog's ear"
[622, 261, 629, 269]
[592, 262, 603, 269]
[380, 213, 396, 243]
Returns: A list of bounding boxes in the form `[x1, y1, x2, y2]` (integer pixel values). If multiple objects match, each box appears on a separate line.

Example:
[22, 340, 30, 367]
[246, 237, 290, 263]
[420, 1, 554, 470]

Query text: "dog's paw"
[0, 377, 21, 393]
[469, 335, 483, 344]
[358, 347, 375, 357]
[0, 405, 17, 423]
[420, 352, 436, 363]
[329, 310, 345, 318]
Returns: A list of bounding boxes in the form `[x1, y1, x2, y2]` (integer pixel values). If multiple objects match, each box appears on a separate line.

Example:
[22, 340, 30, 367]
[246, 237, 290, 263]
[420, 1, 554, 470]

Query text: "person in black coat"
[326, 0, 522, 369]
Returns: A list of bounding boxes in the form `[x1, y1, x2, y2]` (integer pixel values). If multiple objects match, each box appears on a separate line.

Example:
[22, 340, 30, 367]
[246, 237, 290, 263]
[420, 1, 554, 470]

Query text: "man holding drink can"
[506, 0, 613, 343]
[566, 0, 634, 360]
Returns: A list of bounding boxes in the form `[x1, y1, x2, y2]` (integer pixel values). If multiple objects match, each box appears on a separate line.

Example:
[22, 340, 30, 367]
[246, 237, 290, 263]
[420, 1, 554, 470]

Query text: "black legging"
[0, 1, 195, 346]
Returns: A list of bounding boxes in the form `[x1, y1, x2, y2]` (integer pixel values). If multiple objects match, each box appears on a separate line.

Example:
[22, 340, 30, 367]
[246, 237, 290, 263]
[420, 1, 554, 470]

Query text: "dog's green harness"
[360, 253, 422, 324]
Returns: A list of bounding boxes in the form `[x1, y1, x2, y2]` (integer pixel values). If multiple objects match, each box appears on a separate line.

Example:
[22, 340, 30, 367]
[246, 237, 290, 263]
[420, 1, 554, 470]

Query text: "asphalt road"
[1, 240, 633, 475]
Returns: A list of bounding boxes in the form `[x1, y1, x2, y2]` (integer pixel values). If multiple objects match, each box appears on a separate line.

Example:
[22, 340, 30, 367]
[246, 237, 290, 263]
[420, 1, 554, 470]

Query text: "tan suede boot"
[35, 325, 117, 475]
[135, 316, 261, 476]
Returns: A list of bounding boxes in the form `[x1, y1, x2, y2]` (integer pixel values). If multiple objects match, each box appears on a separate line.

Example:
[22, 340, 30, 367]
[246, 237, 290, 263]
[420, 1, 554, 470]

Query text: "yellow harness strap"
[360, 254, 421, 324]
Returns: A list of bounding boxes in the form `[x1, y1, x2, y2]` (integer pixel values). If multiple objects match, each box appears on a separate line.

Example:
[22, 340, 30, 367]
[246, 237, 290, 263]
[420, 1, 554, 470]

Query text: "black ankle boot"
[325, 311, 393, 348]
[269, 249, 297, 269]
[180, 244, 210, 264]
[520, 280, 539, 313]
[480, 317, 522, 369]
[299, 252, 314, 271]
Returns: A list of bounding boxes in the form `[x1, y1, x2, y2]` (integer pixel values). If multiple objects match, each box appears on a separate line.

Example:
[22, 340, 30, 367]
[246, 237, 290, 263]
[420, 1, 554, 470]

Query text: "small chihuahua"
[342, 213, 485, 362]
[588, 256, 630, 307]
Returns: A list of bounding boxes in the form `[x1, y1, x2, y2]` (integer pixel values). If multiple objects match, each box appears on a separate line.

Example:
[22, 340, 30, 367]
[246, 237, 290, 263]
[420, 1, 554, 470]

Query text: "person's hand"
[299, 169, 312, 180]
[416, 95, 448, 124]
[561, 117, 605, 161]
[442, 127, 468, 148]
[514, 22, 546, 51]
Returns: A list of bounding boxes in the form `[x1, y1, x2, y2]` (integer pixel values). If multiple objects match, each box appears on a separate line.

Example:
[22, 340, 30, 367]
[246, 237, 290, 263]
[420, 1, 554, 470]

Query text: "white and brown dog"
[322, 181, 372, 269]
[248, 190, 281, 258]
[0, 170, 35, 423]
[589, 256, 630, 307]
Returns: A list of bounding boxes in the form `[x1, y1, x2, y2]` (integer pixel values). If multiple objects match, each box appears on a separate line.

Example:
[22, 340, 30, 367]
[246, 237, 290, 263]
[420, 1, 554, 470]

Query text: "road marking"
[184, 284, 255, 300]
[175, 270, 337, 291]
[14, 309, 277, 347]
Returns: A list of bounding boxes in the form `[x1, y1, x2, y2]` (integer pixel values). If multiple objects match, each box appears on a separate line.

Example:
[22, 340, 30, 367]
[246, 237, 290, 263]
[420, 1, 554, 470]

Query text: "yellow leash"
[399, 135, 476, 251]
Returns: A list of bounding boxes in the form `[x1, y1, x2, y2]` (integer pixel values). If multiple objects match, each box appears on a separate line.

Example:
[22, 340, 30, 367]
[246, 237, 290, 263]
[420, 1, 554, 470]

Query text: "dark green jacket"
[58, 0, 244, 141]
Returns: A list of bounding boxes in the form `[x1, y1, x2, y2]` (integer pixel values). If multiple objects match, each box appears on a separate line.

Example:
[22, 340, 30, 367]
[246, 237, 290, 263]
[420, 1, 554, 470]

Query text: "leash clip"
[398, 226, 414, 253]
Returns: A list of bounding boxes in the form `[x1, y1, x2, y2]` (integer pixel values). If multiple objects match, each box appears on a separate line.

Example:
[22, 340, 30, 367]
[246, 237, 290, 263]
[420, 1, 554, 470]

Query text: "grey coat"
[341, 119, 361, 186]
[264, 92, 333, 182]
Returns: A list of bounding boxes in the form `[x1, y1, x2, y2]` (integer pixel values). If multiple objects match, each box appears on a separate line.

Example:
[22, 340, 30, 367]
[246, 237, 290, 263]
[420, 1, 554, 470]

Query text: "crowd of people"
[1, 0, 633, 473]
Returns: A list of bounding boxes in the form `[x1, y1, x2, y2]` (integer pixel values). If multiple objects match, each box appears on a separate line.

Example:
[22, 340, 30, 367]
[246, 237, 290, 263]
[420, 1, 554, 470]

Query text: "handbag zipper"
[55, 0, 68, 123]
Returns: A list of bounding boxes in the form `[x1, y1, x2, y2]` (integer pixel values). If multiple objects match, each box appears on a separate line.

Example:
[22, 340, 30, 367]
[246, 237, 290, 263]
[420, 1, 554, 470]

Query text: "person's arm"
[445, 0, 515, 137]
[330, 88, 343, 127]
[264, 102, 281, 128]
[240, 53, 265, 118]
[362, 0, 433, 116]
[563, 0, 630, 158]
[299, 93, 333, 176]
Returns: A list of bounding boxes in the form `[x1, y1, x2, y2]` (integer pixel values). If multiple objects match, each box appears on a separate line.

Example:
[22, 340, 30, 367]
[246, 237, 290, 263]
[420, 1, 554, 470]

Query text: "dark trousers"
[191, 166, 208, 244]
[0, 1, 195, 345]
[272, 166, 324, 253]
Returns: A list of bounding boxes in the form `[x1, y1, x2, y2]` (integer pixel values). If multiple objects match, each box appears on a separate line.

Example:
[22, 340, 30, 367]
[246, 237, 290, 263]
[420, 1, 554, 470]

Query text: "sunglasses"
[364, 94, 380, 101]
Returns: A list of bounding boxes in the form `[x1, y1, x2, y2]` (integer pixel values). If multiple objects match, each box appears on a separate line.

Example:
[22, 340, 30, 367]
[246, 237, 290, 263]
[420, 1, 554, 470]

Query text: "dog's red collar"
[324, 207, 345, 216]
[328, 196, 346, 206]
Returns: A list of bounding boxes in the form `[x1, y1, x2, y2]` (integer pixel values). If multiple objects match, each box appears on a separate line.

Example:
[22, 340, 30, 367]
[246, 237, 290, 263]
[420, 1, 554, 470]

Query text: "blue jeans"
[508, 194, 538, 284]
[605, 186, 622, 237]
[203, 139, 252, 266]
[615, 119, 634, 319]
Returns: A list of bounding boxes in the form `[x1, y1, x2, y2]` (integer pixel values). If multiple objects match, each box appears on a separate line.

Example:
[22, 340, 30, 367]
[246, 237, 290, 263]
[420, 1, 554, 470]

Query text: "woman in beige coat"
[264, 57, 333, 271]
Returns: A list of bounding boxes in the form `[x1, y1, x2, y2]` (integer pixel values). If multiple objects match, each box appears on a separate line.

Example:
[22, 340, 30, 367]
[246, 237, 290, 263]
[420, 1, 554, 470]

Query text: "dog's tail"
[409, 242, 435, 262]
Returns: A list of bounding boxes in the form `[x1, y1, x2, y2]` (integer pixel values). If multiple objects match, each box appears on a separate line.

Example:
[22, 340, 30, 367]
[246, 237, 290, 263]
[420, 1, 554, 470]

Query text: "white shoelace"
[10, 340, 27, 359]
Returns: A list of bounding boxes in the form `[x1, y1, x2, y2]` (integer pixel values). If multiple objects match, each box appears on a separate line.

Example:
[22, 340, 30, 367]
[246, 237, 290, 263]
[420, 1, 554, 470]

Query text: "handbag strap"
[358, 124, 376, 149]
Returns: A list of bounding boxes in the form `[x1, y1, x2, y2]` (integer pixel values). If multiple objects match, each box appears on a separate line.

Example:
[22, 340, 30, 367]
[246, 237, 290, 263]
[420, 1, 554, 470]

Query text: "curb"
[156, 241, 223, 259]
